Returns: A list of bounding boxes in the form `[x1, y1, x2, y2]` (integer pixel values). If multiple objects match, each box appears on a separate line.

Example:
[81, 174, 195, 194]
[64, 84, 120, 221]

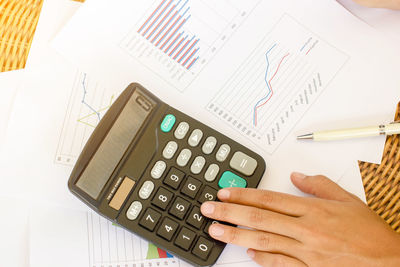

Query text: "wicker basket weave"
[0, 0, 43, 72]
[360, 102, 400, 233]
[1, 0, 399, 234]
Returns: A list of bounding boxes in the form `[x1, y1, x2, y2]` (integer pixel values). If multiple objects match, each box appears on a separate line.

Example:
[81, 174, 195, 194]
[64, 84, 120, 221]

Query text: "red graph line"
[143, 0, 173, 36]
[254, 53, 290, 126]
[162, 18, 185, 50]
[148, 3, 176, 41]
[169, 36, 185, 56]
[154, 10, 179, 45]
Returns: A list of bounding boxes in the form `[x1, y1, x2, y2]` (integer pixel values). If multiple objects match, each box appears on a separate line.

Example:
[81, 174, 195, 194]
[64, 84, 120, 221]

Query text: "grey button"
[202, 136, 217, 154]
[139, 181, 154, 199]
[191, 156, 206, 174]
[162, 141, 178, 159]
[188, 129, 203, 147]
[174, 122, 190, 140]
[126, 201, 142, 220]
[177, 149, 192, 167]
[204, 164, 220, 182]
[216, 144, 231, 162]
[230, 151, 258, 176]
[151, 161, 166, 179]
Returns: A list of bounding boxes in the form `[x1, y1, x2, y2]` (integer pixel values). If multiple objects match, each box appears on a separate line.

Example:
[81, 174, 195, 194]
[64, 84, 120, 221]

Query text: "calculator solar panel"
[68, 83, 266, 266]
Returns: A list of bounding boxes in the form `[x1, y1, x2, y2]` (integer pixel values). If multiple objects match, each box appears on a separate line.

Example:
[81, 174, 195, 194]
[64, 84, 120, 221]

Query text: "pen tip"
[297, 134, 314, 140]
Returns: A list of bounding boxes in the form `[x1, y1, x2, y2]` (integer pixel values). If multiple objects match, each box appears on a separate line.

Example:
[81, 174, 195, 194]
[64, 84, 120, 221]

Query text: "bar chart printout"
[120, 0, 261, 92]
[207, 15, 349, 153]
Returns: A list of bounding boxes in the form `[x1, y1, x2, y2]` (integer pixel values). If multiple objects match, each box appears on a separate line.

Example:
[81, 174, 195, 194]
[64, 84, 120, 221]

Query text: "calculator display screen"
[76, 90, 155, 200]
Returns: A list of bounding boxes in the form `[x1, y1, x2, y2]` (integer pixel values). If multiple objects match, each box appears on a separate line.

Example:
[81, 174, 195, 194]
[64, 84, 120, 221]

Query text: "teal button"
[218, 171, 247, 189]
[160, 114, 176, 133]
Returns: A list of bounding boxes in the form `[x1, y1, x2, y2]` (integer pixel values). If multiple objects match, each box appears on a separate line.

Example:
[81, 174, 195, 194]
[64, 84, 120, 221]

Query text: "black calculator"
[68, 83, 266, 266]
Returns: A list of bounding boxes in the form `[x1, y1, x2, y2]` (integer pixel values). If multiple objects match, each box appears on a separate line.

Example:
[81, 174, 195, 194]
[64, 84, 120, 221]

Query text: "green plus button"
[218, 171, 247, 189]
[160, 114, 176, 133]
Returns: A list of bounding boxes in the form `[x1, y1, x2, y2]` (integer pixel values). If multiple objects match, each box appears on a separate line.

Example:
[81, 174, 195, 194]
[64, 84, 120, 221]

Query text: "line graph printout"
[55, 71, 119, 166]
[207, 15, 349, 153]
[87, 212, 180, 267]
[120, 0, 261, 92]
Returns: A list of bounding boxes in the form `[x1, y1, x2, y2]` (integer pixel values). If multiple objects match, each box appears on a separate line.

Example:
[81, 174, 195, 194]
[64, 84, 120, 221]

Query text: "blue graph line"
[81, 73, 101, 121]
[253, 43, 277, 126]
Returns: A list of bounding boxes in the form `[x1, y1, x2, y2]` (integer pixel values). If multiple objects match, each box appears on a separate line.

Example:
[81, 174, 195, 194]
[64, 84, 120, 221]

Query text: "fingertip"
[208, 224, 225, 237]
[200, 202, 215, 216]
[247, 249, 255, 259]
[291, 172, 307, 180]
[217, 189, 231, 200]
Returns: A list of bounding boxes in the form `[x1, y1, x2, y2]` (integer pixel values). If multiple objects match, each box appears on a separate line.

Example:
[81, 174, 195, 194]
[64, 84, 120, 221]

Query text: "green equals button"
[218, 171, 247, 189]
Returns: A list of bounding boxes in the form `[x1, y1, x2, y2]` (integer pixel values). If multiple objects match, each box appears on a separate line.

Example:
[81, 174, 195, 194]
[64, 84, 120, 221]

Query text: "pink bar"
[174, 39, 191, 59]
[143, 0, 173, 36]
[183, 48, 198, 66]
[165, 33, 181, 53]
[147, 3, 175, 40]
[151, 9, 178, 43]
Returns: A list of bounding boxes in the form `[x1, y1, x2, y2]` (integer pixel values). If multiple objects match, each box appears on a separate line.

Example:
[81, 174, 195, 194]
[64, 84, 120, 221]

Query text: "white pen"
[297, 121, 400, 141]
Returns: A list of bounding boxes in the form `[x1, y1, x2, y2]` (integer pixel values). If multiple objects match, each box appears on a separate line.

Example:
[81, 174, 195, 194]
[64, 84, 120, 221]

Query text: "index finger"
[217, 187, 310, 216]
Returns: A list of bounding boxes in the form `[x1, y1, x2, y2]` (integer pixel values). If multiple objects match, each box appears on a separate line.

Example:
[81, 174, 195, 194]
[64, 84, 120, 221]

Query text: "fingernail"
[201, 202, 215, 215]
[209, 225, 224, 237]
[218, 189, 230, 200]
[292, 172, 306, 179]
[247, 249, 255, 258]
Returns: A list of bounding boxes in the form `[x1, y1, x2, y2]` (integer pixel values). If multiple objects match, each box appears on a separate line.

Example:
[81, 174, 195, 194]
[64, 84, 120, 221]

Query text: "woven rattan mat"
[1, 0, 400, 233]
[360, 102, 400, 233]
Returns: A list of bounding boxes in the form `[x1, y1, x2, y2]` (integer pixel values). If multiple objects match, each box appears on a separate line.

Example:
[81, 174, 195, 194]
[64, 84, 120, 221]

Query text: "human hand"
[201, 173, 400, 267]
[351, 0, 400, 9]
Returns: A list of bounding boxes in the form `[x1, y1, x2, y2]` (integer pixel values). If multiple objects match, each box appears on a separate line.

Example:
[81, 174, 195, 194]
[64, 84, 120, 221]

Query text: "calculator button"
[181, 177, 202, 199]
[162, 141, 178, 160]
[204, 164, 220, 182]
[175, 227, 196, 251]
[151, 161, 167, 179]
[163, 167, 185, 190]
[174, 122, 190, 140]
[190, 156, 206, 175]
[126, 201, 143, 221]
[186, 206, 205, 229]
[139, 208, 161, 231]
[157, 217, 179, 241]
[216, 144, 231, 162]
[198, 186, 217, 203]
[169, 197, 191, 219]
[177, 149, 192, 167]
[188, 129, 203, 147]
[218, 171, 247, 189]
[202, 136, 217, 155]
[139, 181, 155, 199]
[161, 114, 176, 133]
[230, 151, 258, 176]
[192, 237, 213, 260]
[152, 187, 173, 210]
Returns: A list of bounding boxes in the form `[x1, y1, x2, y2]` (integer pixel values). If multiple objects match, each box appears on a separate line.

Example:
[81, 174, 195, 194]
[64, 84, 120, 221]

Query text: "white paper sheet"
[0, 70, 24, 149]
[0, 197, 29, 267]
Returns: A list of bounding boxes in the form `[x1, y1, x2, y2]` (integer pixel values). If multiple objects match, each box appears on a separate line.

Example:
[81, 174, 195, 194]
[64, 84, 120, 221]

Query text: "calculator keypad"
[125, 112, 262, 265]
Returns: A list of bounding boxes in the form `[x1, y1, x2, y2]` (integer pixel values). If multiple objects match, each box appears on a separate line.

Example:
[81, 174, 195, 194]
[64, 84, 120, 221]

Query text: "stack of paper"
[1, 0, 399, 266]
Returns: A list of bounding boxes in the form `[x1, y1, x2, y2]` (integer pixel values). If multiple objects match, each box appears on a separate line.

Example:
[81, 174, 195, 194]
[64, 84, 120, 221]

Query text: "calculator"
[68, 83, 266, 266]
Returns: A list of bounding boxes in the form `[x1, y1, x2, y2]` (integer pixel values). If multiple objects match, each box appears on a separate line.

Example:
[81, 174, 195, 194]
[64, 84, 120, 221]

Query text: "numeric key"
[175, 227, 196, 251]
[139, 208, 161, 231]
[163, 167, 185, 190]
[192, 237, 213, 260]
[157, 217, 179, 241]
[181, 177, 202, 199]
[152, 187, 173, 210]
[169, 197, 191, 219]
[198, 186, 217, 203]
[186, 206, 204, 229]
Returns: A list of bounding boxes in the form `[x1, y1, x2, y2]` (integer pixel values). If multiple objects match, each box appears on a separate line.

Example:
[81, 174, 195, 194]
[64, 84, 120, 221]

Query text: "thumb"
[291, 172, 353, 201]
